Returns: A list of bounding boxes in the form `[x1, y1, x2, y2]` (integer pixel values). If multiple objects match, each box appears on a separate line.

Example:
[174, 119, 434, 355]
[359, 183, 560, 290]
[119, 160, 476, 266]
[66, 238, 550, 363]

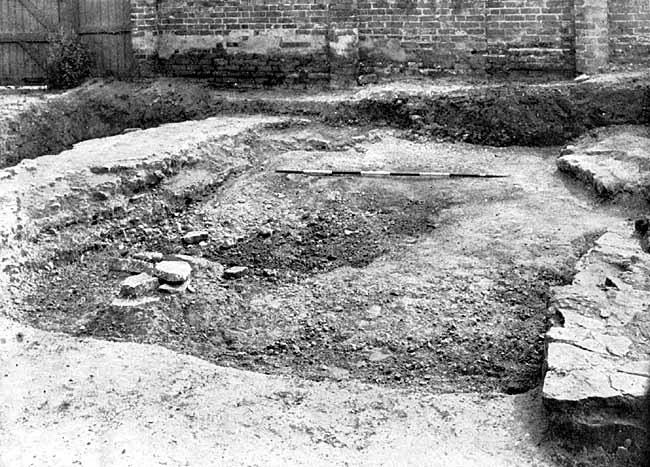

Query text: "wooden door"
[0, 0, 132, 84]
[78, 0, 132, 77]
[0, 0, 63, 84]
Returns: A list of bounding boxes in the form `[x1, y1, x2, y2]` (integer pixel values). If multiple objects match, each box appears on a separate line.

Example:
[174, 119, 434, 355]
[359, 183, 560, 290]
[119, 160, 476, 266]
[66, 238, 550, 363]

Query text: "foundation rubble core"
[543, 224, 650, 448]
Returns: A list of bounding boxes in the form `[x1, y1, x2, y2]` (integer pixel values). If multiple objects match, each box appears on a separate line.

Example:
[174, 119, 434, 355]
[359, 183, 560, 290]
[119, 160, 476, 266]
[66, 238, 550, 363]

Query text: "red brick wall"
[609, 0, 650, 66]
[128, 0, 650, 84]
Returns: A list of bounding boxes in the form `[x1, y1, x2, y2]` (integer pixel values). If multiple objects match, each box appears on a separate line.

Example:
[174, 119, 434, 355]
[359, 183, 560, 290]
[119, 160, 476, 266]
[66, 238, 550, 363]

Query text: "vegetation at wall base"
[46, 31, 94, 90]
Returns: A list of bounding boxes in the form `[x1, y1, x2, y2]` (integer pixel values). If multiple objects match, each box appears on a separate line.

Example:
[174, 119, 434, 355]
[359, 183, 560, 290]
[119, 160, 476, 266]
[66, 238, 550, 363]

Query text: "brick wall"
[608, 0, 650, 66]
[129, 0, 650, 85]
[358, 0, 488, 76]
[486, 0, 575, 74]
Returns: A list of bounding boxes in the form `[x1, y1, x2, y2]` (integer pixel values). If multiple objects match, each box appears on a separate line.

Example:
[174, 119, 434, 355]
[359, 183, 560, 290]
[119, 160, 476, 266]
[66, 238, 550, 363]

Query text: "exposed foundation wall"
[129, 0, 650, 85]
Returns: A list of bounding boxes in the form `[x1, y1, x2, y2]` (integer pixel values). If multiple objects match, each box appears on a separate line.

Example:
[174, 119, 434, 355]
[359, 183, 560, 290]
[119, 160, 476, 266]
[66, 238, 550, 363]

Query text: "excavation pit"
[2, 78, 649, 465]
[5, 118, 623, 398]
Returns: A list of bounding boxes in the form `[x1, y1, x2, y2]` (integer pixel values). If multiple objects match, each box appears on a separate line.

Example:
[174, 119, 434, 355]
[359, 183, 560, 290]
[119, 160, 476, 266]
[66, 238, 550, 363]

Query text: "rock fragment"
[120, 273, 159, 298]
[224, 266, 249, 279]
[154, 261, 192, 283]
[182, 230, 209, 244]
[159, 279, 190, 294]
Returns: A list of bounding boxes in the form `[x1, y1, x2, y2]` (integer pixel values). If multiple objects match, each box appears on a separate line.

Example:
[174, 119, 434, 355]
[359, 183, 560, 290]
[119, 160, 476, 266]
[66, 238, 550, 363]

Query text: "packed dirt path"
[0, 115, 640, 466]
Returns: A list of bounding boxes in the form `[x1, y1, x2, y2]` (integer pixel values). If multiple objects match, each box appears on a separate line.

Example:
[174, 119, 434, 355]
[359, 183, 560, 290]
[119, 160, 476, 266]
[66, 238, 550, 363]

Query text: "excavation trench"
[4, 117, 629, 395]
[1, 73, 648, 168]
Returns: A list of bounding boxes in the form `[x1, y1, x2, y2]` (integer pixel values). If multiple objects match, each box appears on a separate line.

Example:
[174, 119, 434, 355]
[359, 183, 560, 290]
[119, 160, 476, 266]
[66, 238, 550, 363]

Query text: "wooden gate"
[78, 0, 132, 78]
[0, 0, 132, 85]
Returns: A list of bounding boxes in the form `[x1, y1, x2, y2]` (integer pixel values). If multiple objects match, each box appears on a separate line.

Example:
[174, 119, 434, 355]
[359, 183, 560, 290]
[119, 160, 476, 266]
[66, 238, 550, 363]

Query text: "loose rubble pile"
[108, 231, 247, 308]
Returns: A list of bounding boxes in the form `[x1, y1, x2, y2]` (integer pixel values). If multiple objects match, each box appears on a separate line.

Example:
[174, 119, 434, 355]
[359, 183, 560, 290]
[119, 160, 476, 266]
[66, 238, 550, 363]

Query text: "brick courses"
[129, 0, 650, 84]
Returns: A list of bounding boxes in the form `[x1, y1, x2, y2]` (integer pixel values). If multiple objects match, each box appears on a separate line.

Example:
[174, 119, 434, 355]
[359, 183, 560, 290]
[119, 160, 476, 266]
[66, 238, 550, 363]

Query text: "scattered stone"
[159, 279, 190, 294]
[119, 273, 159, 298]
[224, 266, 249, 279]
[109, 258, 151, 274]
[182, 230, 209, 244]
[154, 261, 192, 283]
[132, 251, 164, 263]
[368, 349, 392, 362]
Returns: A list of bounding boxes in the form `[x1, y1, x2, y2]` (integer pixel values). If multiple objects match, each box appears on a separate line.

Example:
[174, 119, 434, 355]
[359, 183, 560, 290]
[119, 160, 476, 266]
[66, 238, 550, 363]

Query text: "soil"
[11, 125, 632, 397]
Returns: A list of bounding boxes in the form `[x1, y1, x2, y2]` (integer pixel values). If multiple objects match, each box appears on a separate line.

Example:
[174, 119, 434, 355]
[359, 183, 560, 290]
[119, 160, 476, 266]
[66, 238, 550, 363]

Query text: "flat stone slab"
[557, 125, 650, 200]
[543, 223, 650, 448]
[154, 261, 192, 283]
